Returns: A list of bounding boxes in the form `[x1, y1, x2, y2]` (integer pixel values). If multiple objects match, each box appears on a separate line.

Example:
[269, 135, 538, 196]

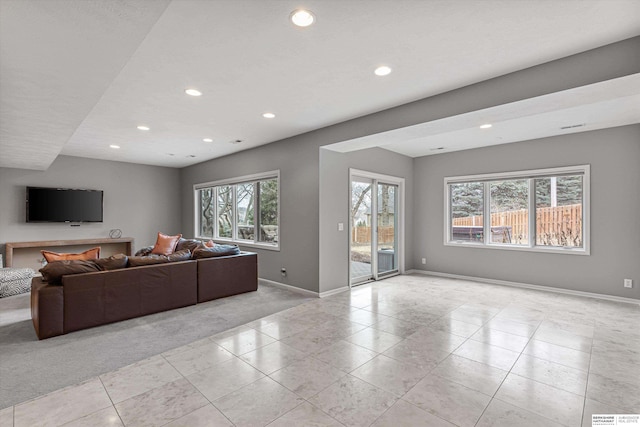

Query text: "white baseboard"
[259, 278, 351, 299]
[406, 269, 640, 306]
[259, 278, 319, 297]
[319, 286, 350, 298]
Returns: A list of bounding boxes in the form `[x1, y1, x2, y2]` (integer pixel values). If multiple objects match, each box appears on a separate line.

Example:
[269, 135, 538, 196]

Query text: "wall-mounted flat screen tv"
[26, 187, 103, 223]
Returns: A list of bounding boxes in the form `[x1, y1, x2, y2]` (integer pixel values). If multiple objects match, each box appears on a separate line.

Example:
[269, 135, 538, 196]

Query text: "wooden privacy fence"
[452, 204, 582, 244]
[352, 226, 395, 244]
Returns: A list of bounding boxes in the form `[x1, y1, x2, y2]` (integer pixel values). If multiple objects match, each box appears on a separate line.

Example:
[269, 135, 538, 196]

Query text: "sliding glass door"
[350, 172, 402, 286]
[350, 177, 374, 284]
[376, 182, 398, 277]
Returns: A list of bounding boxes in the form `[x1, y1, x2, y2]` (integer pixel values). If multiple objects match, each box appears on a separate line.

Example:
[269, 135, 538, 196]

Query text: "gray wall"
[2, 38, 632, 296]
[180, 132, 322, 292]
[181, 36, 639, 295]
[0, 155, 181, 261]
[319, 147, 414, 293]
[413, 125, 640, 300]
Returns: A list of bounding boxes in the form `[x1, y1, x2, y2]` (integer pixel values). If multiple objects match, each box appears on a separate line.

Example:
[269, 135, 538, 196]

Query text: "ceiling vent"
[560, 123, 586, 130]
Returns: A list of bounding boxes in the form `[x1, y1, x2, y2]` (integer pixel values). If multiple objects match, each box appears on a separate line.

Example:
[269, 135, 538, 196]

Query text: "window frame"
[444, 165, 590, 255]
[194, 170, 280, 251]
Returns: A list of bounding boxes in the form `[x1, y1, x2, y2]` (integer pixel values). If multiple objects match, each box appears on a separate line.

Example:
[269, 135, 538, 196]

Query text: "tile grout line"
[580, 320, 596, 426]
[97, 376, 126, 427]
[471, 307, 552, 426]
[474, 313, 588, 427]
[161, 348, 247, 427]
[474, 312, 538, 426]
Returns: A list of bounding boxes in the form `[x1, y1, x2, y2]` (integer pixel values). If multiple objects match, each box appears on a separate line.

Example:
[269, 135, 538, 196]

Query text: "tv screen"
[26, 187, 103, 223]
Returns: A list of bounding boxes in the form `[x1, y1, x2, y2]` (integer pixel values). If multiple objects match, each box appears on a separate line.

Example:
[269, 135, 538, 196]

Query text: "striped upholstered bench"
[0, 268, 36, 298]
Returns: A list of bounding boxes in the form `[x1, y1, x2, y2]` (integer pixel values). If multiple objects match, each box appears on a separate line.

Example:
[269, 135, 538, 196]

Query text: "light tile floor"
[3, 274, 640, 426]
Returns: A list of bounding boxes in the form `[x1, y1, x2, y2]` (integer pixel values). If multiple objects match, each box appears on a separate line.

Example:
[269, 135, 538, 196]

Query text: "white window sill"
[444, 241, 589, 255]
[196, 237, 280, 252]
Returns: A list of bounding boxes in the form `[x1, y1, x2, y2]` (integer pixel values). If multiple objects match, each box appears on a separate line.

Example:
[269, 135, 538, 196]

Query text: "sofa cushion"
[192, 245, 240, 259]
[94, 254, 128, 271]
[151, 232, 182, 256]
[127, 255, 165, 267]
[128, 249, 192, 267]
[134, 246, 153, 257]
[39, 260, 101, 285]
[41, 247, 101, 263]
[175, 238, 205, 253]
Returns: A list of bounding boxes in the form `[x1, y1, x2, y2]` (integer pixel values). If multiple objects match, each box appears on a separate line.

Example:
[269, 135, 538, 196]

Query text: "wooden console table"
[5, 238, 134, 268]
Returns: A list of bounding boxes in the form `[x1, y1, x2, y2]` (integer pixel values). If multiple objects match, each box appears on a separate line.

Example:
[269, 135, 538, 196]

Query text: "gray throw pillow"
[134, 246, 154, 257]
[127, 249, 192, 267]
[175, 238, 205, 253]
[192, 245, 240, 259]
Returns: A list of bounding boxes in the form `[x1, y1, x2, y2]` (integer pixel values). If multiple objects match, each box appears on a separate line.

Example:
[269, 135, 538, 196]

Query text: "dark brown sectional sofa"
[31, 252, 257, 339]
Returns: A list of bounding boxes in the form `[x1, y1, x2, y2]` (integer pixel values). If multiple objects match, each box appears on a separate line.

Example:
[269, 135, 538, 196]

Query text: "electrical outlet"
[421, 258, 426, 264]
[281, 268, 287, 277]
[624, 279, 633, 288]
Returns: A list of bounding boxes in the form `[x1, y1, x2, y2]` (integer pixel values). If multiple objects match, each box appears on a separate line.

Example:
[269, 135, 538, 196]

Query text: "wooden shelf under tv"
[4, 237, 134, 269]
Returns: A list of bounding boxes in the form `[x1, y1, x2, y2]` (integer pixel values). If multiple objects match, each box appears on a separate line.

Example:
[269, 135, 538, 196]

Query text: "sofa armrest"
[31, 278, 64, 339]
[197, 252, 258, 302]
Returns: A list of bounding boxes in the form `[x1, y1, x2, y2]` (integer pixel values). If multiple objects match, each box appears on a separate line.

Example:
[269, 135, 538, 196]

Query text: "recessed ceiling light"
[185, 88, 202, 97]
[480, 124, 492, 129]
[230, 139, 243, 144]
[109, 145, 120, 149]
[137, 125, 150, 131]
[374, 66, 392, 76]
[290, 9, 315, 27]
[262, 113, 276, 119]
[203, 138, 213, 143]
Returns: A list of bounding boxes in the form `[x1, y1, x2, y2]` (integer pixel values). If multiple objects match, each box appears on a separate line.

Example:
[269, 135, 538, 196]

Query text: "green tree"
[259, 179, 278, 226]
[536, 176, 582, 207]
[450, 182, 483, 218]
[490, 179, 528, 211]
[200, 188, 215, 236]
[217, 186, 232, 237]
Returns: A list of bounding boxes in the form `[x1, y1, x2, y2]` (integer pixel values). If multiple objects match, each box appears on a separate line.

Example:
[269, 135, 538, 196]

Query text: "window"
[445, 165, 589, 254]
[195, 171, 279, 249]
[490, 179, 528, 245]
[450, 182, 484, 242]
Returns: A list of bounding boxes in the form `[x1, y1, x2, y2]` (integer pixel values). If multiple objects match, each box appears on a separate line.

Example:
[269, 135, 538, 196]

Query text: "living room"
[1, 1, 639, 426]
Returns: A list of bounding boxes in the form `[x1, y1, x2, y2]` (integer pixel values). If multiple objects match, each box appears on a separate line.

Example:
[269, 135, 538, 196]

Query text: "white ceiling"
[1, 0, 639, 170]
[326, 74, 640, 156]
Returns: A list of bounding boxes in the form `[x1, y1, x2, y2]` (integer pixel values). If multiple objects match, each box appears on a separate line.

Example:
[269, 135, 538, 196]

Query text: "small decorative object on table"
[109, 229, 122, 239]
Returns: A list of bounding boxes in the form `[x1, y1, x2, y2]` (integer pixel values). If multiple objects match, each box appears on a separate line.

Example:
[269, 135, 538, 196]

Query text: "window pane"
[199, 188, 214, 237]
[489, 179, 529, 245]
[236, 183, 254, 240]
[535, 175, 583, 247]
[217, 186, 233, 238]
[258, 179, 278, 243]
[450, 182, 484, 242]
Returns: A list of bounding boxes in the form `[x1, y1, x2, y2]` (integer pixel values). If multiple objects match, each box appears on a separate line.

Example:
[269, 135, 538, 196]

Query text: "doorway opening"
[349, 169, 404, 286]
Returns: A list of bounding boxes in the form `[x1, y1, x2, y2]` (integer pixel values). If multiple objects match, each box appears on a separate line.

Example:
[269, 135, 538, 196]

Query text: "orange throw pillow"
[204, 240, 216, 248]
[41, 246, 101, 263]
[151, 232, 182, 256]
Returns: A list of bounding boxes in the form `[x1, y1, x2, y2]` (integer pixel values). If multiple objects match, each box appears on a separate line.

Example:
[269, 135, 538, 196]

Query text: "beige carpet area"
[0, 282, 313, 409]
